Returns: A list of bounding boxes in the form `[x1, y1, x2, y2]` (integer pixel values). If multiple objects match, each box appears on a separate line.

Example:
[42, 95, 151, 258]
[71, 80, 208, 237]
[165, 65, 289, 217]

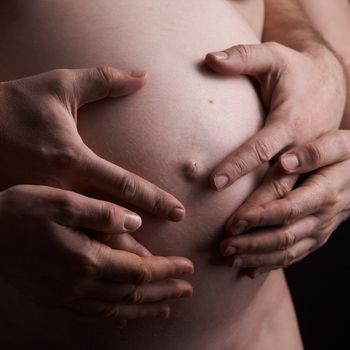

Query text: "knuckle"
[128, 285, 143, 304]
[232, 45, 252, 65]
[279, 230, 297, 250]
[282, 199, 301, 225]
[305, 143, 324, 165]
[100, 203, 119, 229]
[271, 178, 293, 199]
[151, 193, 167, 215]
[251, 139, 273, 165]
[118, 175, 138, 200]
[282, 249, 296, 268]
[51, 146, 82, 169]
[95, 65, 117, 94]
[135, 261, 152, 285]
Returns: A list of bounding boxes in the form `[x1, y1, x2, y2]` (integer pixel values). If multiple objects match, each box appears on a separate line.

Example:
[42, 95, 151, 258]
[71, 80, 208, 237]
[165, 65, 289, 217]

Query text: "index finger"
[80, 151, 186, 222]
[98, 249, 194, 283]
[211, 121, 292, 191]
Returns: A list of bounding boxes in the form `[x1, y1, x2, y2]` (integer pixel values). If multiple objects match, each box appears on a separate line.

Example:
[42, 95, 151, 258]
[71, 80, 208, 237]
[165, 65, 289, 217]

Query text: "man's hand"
[205, 41, 346, 191]
[0, 185, 194, 320]
[0, 67, 185, 222]
[220, 130, 350, 277]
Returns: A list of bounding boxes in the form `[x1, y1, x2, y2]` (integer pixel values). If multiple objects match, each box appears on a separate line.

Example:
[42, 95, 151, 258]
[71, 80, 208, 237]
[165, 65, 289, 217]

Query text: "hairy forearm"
[297, 0, 350, 128]
[263, 0, 326, 52]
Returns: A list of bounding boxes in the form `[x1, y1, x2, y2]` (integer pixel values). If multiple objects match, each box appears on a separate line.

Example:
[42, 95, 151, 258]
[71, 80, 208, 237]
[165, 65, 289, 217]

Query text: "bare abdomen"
[0, 1, 302, 349]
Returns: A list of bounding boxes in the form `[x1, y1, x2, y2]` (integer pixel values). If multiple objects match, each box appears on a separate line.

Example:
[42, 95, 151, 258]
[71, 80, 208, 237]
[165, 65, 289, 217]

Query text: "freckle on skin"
[208, 100, 214, 104]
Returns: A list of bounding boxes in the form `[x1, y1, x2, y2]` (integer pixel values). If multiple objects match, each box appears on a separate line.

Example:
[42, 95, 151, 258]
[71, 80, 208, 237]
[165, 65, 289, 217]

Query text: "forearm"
[263, 0, 327, 52]
[297, 0, 350, 128]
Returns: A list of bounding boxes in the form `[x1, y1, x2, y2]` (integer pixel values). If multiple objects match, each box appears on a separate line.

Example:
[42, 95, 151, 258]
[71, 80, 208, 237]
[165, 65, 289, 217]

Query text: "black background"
[285, 220, 350, 349]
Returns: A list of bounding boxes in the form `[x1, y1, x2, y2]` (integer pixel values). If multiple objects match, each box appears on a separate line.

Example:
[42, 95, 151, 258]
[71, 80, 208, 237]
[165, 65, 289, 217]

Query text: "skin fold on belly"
[0, 1, 302, 349]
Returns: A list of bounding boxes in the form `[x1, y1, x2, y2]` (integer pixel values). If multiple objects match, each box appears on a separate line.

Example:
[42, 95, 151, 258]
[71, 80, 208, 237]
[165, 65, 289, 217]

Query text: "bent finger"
[88, 278, 192, 304]
[211, 121, 292, 191]
[227, 237, 317, 269]
[82, 152, 185, 222]
[70, 299, 171, 320]
[98, 249, 194, 283]
[226, 165, 298, 235]
[51, 189, 142, 234]
[280, 130, 350, 174]
[57, 66, 148, 107]
[221, 216, 317, 256]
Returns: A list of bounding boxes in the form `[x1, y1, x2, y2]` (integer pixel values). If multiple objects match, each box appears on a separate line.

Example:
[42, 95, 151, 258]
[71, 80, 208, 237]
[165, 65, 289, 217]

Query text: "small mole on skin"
[208, 100, 214, 104]
[183, 160, 203, 182]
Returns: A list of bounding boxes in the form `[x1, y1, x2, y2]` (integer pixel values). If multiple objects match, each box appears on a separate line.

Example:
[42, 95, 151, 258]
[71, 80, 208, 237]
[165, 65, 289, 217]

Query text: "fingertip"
[280, 154, 300, 174]
[129, 70, 148, 79]
[211, 174, 230, 192]
[168, 207, 186, 222]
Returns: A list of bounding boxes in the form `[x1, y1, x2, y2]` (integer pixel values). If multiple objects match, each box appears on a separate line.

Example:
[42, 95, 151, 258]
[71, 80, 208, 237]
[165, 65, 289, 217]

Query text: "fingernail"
[158, 308, 170, 319]
[231, 220, 248, 236]
[210, 51, 229, 60]
[181, 289, 193, 298]
[169, 207, 185, 222]
[123, 214, 142, 231]
[213, 174, 230, 191]
[223, 246, 237, 257]
[281, 154, 299, 171]
[130, 70, 147, 78]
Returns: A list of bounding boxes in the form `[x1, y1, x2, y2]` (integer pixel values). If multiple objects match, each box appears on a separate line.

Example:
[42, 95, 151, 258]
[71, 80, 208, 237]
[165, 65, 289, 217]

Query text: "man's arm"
[263, 0, 326, 52]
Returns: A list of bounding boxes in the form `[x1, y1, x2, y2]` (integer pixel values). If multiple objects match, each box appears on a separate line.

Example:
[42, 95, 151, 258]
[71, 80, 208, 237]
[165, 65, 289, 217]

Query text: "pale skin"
[0, 67, 194, 321]
[0, 0, 348, 348]
[207, 0, 348, 277]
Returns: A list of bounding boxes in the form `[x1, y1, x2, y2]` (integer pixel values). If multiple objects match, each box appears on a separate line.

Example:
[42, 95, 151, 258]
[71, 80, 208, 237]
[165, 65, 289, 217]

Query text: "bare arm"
[298, 0, 350, 127]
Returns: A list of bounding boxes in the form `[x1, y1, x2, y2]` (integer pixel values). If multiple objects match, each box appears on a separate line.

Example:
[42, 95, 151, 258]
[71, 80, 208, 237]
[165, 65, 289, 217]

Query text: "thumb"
[205, 42, 284, 77]
[57, 66, 148, 107]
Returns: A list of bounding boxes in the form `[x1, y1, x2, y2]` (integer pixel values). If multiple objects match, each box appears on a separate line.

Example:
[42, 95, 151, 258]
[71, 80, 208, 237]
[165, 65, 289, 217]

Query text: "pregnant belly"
[0, 1, 300, 349]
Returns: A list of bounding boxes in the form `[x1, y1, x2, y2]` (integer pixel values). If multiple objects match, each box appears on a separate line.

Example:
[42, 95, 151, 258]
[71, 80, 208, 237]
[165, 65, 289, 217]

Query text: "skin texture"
[0, 1, 302, 349]
[0, 67, 195, 319]
[205, 0, 347, 277]
[0, 185, 194, 320]
[225, 0, 350, 277]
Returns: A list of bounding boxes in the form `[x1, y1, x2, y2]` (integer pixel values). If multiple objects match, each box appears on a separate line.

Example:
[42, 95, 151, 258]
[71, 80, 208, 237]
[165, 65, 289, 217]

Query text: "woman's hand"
[205, 41, 346, 191]
[220, 130, 350, 277]
[0, 67, 185, 222]
[0, 185, 194, 321]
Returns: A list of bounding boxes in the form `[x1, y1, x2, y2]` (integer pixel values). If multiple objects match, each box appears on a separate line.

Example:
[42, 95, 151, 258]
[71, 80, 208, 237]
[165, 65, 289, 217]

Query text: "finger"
[226, 172, 336, 230]
[70, 299, 171, 320]
[81, 152, 186, 221]
[227, 237, 317, 269]
[225, 165, 298, 235]
[87, 278, 192, 304]
[279, 130, 350, 174]
[221, 216, 317, 256]
[51, 189, 142, 234]
[211, 121, 292, 191]
[97, 249, 194, 283]
[55, 66, 148, 107]
[206, 42, 285, 76]
[89, 232, 152, 257]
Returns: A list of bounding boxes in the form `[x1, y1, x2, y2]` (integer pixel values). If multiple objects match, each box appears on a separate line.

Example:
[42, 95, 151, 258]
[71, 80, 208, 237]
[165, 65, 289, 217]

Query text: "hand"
[0, 185, 194, 320]
[220, 130, 350, 277]
[0, 67, 185, 222]
[205, 41, 346, 191]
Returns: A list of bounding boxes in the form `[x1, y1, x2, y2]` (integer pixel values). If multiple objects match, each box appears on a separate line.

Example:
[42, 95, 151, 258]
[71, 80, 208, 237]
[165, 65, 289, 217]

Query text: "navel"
[182, 160, 204, 182]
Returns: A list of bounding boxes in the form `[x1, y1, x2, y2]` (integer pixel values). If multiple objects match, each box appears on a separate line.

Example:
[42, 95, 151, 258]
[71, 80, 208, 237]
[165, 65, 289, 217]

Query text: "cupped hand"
[0, 67, 184, 222]
[220, 130, 350, 277]
[205, 41, 346, 191]
[0, 185, 194, 321]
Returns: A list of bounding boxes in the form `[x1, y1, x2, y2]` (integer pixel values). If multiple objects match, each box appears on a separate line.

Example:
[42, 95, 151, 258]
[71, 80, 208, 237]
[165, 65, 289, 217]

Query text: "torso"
[0, 1, 302, 349]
